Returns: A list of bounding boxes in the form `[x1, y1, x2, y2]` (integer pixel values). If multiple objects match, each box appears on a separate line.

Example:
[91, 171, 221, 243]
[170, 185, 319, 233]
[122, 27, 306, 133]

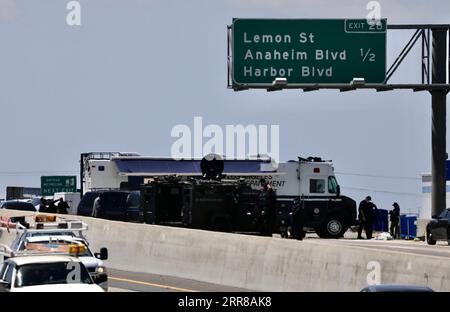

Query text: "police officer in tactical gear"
[291, 198, 306, 240]
[258, 179, 277, 236]
[57, 198, 69, 214]
[389, 202, 400, 239]
[357, 196, 377, 239]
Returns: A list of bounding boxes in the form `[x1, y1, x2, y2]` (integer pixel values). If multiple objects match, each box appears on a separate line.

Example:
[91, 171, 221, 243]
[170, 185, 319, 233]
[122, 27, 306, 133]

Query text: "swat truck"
[138, 155, 357, 238]
[79, 152, 357, 238]
[140, 156, 262, 233]
[140, 177, 261, 233]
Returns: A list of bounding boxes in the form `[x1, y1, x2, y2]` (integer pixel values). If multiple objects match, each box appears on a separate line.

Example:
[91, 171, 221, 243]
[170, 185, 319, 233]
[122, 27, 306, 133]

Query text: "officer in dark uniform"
[389, 202, 400, 239]
[357, 196, 377, 239]
[39, 197, 48, 213]
[57, 198, 70, 214]
[291, 198, 306, 240]
[46, 199, 59, 214]
[257, 179, 277, 236]
[92, 194, 103, 218]
[266, 183, 277, 234]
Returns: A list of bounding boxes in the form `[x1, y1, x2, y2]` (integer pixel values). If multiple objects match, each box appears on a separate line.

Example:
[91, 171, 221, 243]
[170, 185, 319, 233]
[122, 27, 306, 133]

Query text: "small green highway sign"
[41, 176, 77, 196]
[231, 19, 386, 86]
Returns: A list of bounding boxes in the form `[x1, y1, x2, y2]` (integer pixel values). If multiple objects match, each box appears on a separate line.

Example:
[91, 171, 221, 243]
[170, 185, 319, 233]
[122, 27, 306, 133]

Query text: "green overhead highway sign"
[41, 176, 77, 196]
[230, 18, 386, 86]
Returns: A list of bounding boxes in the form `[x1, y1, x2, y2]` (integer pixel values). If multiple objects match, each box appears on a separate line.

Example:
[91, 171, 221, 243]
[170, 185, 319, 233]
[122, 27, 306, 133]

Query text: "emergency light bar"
[35, 215, 57, 223]
[1, 242, 87, 258]
[16, 220, 88, 233]
[68, 244, 87, 256]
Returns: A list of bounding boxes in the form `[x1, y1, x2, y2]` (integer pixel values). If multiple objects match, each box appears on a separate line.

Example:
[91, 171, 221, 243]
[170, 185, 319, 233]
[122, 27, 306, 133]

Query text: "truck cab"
[278, 157, 357, 238]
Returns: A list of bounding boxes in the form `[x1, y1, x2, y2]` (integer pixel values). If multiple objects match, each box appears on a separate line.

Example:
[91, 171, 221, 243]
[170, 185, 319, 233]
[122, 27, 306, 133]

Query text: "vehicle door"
[77, 192, 100, 216]
[125, 192, 141, 222]
[0, 262, 15, 292]
[103, 192, 129, 221]
[141, 185, 157, 224]
[235, 188, 259, 232]
[326, 175, 345, 214]
[432, 209, 450, 239]
[302, 176, 329, 226]
[181, 185, 193, 226]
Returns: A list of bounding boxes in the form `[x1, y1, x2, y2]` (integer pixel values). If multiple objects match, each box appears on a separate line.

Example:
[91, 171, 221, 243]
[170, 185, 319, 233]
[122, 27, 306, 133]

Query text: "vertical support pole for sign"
[227, 25, 232, 88]
[422, 30, 426, 84]
[431, 28, 448, 218]
[421, 29, 431, 84]
[80, 153, 86, 196]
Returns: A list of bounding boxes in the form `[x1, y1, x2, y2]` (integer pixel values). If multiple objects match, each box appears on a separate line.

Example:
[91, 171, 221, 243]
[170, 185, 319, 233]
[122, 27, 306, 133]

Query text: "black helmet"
[393, 202, 399, 208]
[366, 196, 372, 201]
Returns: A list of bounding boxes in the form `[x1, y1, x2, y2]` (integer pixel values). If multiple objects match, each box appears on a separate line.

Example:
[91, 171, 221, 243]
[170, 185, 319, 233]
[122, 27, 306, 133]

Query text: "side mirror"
[92, 274, 108, 285]
[95, 247, 108, 260]
[432, 215, 437, 219]
[0, 280, 11, 290]
[336, 185, 341, 197]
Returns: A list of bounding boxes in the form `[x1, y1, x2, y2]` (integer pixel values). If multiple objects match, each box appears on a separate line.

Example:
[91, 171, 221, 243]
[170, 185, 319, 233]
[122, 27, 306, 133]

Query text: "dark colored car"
[426, 208, 450, 245]
[80, 190, 141, 222]
[77, 191, 103, 216]
[0, 201, 37, 212]
[0, 200, 37, 228]
[361, 285, 434, 292]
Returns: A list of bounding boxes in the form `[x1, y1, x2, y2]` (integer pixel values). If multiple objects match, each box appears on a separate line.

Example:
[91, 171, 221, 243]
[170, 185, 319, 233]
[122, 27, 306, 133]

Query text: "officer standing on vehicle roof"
[389, 202, 400, 239]
[357, 196, 377, 239]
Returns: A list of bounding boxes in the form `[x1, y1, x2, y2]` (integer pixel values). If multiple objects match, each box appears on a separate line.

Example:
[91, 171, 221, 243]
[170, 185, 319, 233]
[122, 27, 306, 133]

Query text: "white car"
[12, 235, 109, 290]
[0, 254, 104, 292]
[10, 219, 109, 291]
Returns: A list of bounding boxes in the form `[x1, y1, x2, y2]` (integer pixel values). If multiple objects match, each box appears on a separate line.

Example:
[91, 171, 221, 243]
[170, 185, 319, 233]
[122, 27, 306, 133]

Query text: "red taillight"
[314, 168, 320, 173]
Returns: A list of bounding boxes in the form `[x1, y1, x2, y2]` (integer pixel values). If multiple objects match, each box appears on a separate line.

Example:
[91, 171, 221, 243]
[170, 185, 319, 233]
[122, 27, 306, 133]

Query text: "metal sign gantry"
[228, 23, 450, 217]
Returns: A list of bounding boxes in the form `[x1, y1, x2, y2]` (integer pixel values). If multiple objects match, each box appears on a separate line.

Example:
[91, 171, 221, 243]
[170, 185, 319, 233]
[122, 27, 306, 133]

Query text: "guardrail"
[1, 209, 449, 291]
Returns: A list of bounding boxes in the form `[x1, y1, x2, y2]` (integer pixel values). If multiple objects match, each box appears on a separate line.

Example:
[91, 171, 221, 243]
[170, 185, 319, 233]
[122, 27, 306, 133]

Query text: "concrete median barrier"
[1, 210, 449, 291]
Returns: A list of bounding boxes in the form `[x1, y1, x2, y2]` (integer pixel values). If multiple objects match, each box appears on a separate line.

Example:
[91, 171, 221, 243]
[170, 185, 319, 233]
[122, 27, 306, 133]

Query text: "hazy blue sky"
[1, 0, 449, 213]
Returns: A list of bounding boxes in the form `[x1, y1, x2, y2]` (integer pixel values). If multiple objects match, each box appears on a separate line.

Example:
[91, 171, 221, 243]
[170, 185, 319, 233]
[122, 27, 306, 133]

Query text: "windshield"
[15, 262, 93, 287]
[328, 176, 339, 194]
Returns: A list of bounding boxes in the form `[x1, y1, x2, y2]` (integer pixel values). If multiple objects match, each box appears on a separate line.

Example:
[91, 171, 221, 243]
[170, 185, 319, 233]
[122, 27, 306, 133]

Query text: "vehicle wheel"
[319, 216, 347, 239]
[426, 229, 436, 245]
